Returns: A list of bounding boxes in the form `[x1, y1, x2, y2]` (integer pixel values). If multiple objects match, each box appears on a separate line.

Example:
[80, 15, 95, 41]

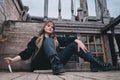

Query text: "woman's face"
[44, 22, 54, 34]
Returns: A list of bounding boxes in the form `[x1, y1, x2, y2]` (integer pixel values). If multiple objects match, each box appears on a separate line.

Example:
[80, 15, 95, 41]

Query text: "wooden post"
[95, 0, 110, 23]
[71, 0, 75, 21]
[44, 0, 48, 21]
[20, 6, 30, 21]
[80, 0, 88, 17]
[77, 8, 83, 22]
[58, 0, 62, 21]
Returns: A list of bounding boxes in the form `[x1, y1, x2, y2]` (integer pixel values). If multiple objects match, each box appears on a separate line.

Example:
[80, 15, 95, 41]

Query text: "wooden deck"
[0, 70, 120, 80]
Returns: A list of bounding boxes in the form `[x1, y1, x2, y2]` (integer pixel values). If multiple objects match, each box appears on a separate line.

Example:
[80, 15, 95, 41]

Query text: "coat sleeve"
[57, 36, 77, 47]
[18, 36, 38, 60]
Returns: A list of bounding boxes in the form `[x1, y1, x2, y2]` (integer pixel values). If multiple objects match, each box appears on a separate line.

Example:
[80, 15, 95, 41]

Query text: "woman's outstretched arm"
[3, 36, 38, 64]
[4, 55, 21, 64]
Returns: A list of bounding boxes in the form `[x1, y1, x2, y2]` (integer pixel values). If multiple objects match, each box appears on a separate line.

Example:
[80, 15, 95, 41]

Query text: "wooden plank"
[37, 74, 48, 80]
[0, 71, 120, 80]
[68, 72, 100, 80]
[13, 73, 39, 80]
[58, 72, 83, 80]
[70, 72, 120, 80]
[0, 72, 30, 80]
[34, 70, 52, 74]
[47, 74, 62, 80]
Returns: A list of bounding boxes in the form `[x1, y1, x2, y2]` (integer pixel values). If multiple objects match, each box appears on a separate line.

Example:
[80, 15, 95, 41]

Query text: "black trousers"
[59, 42, 95, 65]
[43, 37, 95, 65]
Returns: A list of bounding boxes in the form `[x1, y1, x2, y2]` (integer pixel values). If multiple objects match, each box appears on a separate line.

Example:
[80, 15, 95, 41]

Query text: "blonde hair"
[36, 21, 59, 48]
[37, 20, 55, 38]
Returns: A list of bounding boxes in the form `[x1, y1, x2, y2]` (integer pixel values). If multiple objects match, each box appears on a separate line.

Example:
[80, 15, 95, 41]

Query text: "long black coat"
[18, 36, 76, 71]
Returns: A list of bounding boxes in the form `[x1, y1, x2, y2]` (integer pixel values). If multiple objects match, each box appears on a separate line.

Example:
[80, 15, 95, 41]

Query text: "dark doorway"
[115, 34, 120, 56]
[108, 34, 117, 66]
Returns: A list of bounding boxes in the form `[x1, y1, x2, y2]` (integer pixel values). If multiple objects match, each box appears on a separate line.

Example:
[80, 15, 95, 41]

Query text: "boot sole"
[53, 69, 65, 75]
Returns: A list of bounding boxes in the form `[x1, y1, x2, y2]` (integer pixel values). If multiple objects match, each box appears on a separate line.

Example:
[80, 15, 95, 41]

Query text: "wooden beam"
[101, 15, 120, 34]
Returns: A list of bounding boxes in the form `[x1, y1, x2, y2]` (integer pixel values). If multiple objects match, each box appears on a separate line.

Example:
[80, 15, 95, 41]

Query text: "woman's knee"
[44, 38, 54, 43]
[43, 38, 55, 50]
[43, 38, 54, 46]
[68, 42, 77, 48]
[64, 42, 78, 52]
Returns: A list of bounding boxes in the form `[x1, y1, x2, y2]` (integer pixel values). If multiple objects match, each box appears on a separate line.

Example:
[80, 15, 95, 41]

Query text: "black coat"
[18, 36, 76, 71]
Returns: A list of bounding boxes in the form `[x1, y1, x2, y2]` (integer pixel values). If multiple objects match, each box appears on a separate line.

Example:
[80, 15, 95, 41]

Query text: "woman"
[4, 21, 111, 75]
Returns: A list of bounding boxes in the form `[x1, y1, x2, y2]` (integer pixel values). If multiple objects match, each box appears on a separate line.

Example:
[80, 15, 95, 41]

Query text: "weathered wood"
[47, 74, 62, 80]
[71, 71, 120, 80]
[34, 70, 52, 74]
[13, 73, 39, 80]
[59, 73, 82, 80]
[0, 72, 30, 80]
[101, 15, 120, 34]
[37, 74, 48, 80]
[0, 71, 120, 80]
[5, 0, 20, 20]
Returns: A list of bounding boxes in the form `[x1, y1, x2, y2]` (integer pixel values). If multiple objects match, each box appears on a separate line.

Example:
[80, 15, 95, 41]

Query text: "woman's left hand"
[75, 39, 88, 53]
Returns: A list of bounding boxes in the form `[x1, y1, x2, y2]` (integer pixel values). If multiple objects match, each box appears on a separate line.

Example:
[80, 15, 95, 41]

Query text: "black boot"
[49, 54, 65, 75]
[91, 58, 112, 71]
[83, 53, 112, 72]
[90, 62, 99, 72]
[77, 49, 112, 72]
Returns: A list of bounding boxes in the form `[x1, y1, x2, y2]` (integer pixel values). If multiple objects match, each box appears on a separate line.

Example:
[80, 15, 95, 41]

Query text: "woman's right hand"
[3, 57, 13, 64]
